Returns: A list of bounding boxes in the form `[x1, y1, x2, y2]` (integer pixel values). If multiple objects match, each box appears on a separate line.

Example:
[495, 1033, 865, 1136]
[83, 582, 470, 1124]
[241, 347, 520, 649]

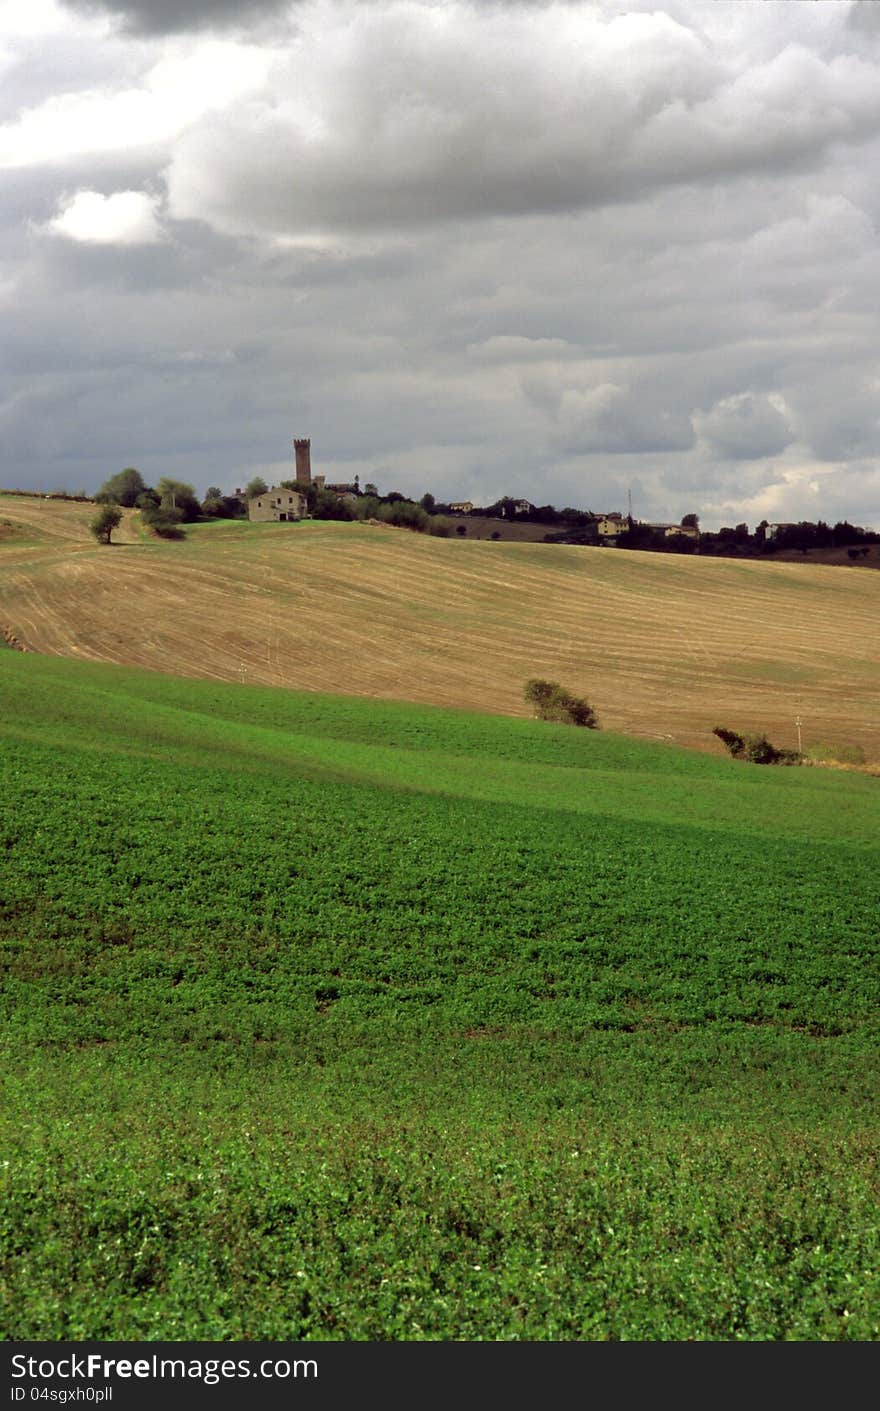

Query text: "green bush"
[376, 500, 429, 532]
[524, 678, 599, 729]
[712, 727, 801, 766]
[140, 503, 186, 540]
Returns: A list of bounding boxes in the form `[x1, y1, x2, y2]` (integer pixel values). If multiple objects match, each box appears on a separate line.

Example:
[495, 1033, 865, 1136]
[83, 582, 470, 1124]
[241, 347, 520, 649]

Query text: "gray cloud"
[61, 0, 292, 36]
[165, 7, 880, 237]
[2, 2, 880, 533]
[698, 394, 793, 462]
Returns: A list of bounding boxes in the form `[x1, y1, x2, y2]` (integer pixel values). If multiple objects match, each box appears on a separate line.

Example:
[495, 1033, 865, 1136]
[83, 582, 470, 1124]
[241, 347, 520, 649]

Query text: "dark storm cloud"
[61, 0, 293, 36]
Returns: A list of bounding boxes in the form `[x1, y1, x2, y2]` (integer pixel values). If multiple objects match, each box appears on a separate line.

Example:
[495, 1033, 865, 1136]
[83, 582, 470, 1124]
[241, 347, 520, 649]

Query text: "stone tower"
[294, 437, 311, 486]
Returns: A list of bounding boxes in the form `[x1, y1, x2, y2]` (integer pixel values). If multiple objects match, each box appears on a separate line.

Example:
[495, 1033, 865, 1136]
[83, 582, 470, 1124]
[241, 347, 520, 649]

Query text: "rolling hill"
[1, 492, 879, 760]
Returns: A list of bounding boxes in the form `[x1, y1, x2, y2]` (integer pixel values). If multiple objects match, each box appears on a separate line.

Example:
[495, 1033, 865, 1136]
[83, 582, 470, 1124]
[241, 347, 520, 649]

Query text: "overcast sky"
[3, 0, 880, 528]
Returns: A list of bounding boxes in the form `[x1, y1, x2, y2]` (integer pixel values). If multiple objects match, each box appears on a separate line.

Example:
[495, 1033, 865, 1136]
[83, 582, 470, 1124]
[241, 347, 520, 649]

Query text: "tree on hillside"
[681, 513, 699, 529]
[96, 468, 148, 507]
[245, 476, 269, 499]
[200, 486, 245, 519]
[89, 504, 123, 544]
[156, 478, 200, 522]
[313, 487, 355, 521]
[201, 487, 224, 516]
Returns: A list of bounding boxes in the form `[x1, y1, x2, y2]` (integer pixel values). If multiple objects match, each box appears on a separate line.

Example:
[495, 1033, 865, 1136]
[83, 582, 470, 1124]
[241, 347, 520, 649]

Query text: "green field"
[1, 653, 878, 1339]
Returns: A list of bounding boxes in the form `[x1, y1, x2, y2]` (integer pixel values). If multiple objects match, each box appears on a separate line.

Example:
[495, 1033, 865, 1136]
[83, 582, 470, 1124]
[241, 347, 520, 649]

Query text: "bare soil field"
[1, 493, 878, 759]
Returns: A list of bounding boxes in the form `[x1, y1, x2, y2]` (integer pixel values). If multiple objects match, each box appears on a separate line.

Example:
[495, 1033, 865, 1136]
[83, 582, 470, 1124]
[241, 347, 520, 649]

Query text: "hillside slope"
[2, 655, 879, 1338]
[1, 493, 878, 758]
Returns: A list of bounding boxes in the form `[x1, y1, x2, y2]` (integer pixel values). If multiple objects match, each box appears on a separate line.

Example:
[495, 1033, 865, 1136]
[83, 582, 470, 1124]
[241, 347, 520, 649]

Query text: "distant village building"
[324, 481, 360, 503]
[240, 439, 366, 520]
[249, 487, 307, 522]
[294, 437, 312, 486]
[652, 523, 700, 539]
[595, 513, 627, 539]
[449, 501, 474, 513]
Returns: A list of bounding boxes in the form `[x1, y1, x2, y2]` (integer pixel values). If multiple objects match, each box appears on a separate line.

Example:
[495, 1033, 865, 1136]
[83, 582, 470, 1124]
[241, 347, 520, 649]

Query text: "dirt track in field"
[1, 494, 879, 759]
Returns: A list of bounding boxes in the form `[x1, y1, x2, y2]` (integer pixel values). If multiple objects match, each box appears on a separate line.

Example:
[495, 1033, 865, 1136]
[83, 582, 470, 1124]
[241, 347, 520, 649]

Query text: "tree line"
[615, 516, 877, 558]
[89, 466, 877, 558]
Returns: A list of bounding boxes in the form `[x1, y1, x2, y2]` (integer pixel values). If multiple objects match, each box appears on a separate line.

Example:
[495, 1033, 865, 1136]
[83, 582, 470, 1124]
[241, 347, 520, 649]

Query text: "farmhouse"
[650, 523, 700, 539]
[249, 488, 307, 522]
[449, 501, 474, 513]
[595, 513, 627, 539]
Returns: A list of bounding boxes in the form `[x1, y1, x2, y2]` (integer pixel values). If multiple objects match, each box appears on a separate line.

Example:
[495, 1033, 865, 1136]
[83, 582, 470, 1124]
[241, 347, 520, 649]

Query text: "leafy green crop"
[1, 654, 878, 1339]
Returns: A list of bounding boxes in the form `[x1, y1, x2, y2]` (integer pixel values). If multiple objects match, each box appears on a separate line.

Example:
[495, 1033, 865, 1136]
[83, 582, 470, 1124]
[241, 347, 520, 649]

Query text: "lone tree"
[90, 504, 123, 544]
[524, 678, 599, 729]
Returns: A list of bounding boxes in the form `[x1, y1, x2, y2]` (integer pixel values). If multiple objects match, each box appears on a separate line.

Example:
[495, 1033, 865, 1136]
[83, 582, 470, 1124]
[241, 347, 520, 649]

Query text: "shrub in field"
[376, 499, 429, 532]
[89, 504, 122, 544]
[524, 678, 599, 729]
[713, 726, 801, 766]
[139, 503, 186, 540]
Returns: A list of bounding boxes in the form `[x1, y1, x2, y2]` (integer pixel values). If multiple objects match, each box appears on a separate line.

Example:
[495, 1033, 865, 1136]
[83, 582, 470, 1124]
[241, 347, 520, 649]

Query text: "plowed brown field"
[2, 492, 878, 758]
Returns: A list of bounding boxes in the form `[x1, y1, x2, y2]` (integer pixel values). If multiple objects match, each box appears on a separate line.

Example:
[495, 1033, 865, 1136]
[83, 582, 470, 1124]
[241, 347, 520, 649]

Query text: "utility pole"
[795, 714, 802, 753]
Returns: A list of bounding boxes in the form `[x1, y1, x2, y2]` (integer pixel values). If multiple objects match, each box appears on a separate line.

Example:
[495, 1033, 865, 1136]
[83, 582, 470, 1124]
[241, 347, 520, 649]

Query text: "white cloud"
[0, 38, 272, 168]
[0, 0, 86, 38]
[45, 188, 164, 243]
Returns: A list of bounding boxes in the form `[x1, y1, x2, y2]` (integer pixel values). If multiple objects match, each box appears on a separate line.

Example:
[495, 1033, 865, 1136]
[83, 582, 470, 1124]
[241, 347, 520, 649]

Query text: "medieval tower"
[294, 437, 311, 486]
